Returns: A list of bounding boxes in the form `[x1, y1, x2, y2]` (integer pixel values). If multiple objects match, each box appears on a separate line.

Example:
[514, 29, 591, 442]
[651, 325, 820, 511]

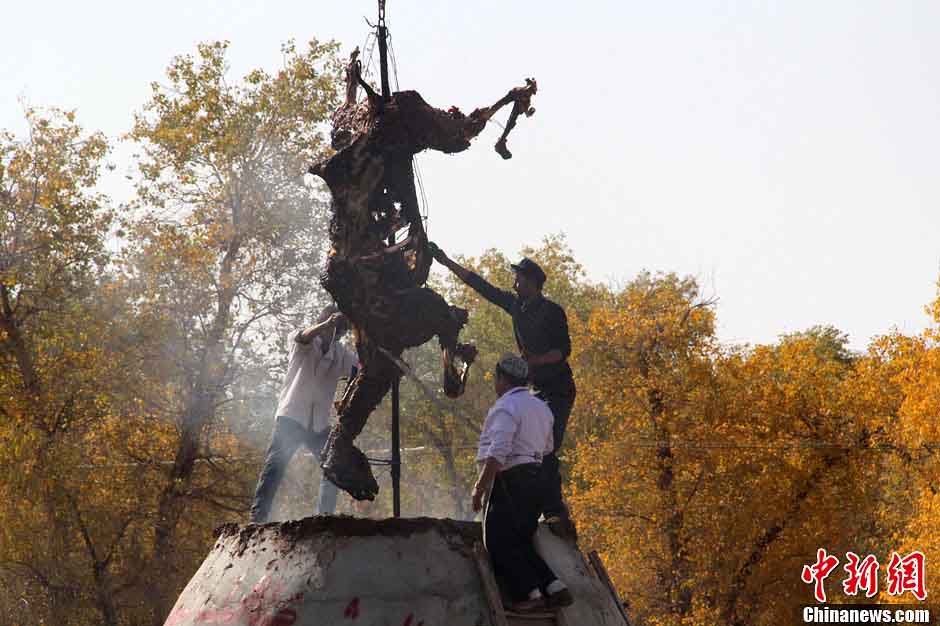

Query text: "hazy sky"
[3, 1, 939, 349]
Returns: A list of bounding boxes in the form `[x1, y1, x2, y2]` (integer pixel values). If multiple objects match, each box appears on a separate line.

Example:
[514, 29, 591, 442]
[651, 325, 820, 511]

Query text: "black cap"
[510, 257, 546, 286]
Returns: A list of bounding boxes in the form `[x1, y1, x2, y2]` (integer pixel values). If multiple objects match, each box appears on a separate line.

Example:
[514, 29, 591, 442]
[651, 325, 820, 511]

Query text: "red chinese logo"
[802, 548, 840, 602]
[802, 549, 928, 603]
[886, 551, 927, 601]
[843, 552, 880, 598]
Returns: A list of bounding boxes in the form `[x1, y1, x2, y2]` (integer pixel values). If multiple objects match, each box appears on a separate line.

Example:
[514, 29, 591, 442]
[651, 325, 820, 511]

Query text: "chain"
[378, 0, 386, 26]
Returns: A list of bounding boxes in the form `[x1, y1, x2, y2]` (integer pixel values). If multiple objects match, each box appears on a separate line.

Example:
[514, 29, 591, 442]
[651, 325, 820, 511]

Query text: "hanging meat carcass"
[310, 48, 536, 501]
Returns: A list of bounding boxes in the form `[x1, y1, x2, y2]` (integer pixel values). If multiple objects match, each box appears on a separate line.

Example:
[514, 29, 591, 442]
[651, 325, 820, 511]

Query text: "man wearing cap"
[473, 354, 573, 613]
[249, 304, 358, 523]
[431, 244, 577, 538]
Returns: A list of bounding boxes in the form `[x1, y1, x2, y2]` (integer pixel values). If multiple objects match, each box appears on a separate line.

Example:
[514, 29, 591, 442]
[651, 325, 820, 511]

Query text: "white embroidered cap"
[496, 354, 528, 381]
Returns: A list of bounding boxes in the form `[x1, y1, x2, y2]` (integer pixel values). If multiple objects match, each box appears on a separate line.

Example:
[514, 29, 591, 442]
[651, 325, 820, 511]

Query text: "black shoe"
[546, 514, 578, 542]
[546, 588, 574, 609]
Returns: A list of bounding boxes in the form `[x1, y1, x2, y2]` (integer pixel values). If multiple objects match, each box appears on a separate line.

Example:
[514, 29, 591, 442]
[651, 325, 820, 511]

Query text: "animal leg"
[320, 362, 393, 501]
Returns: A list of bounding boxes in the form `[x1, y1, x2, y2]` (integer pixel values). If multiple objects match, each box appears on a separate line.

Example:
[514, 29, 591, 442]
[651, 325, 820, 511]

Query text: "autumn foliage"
[1, 39, 938, 626]
[566, 278, 940, 625]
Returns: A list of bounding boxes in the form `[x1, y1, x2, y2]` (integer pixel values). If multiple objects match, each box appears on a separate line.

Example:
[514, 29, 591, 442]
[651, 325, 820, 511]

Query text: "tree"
[568, 271, 720, 624]
[0, 107, 155, 625]
[4, 54, 939, 626]
[0, 106, 110, 403]
[125, 39, 340, 622]
[568, 272, 933, 626]
[871, 287, 940, 596]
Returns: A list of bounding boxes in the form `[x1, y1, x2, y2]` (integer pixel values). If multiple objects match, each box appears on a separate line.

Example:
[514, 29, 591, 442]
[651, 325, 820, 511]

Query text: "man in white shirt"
[249, 304, 359, 523]
[473, 355, 574, 614]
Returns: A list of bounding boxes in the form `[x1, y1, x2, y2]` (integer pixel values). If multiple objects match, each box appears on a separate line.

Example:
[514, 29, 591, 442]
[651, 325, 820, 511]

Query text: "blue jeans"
[249, 416, 339, 523]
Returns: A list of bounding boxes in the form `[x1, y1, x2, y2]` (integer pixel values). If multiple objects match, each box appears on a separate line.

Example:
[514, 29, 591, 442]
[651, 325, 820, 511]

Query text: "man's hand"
[472, 482, 486, 512]
[429, 241, 474, 282]
[298, 311, 347, 344]
[472, 458, 500, 512]
[428, 241, 448, 264]
[523, 349, 547, 367]
[523, 349, 563, 368]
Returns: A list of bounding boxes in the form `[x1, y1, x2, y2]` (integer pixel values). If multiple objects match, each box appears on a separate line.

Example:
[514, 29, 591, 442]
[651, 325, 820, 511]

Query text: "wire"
[386, 29, 431, 232]
[344, 439, 940, 454]
[414, 158, 429, 235]
[361, 32, 377, 81]
[331, 433, 940, 454]
[387, 30, 401, 91]
[69, 438, 940, 470]
[641, 439, 930, 451]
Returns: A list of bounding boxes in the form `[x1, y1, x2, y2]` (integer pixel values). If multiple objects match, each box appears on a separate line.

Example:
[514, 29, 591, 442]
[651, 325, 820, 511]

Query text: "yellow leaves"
[569, 272, 940, 626]
[0, 39, 339, 625]
[924, 280, 940, 330]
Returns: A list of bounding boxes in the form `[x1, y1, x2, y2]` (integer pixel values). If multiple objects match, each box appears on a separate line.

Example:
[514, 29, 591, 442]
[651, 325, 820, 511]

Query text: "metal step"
[505, 612, 557, 626]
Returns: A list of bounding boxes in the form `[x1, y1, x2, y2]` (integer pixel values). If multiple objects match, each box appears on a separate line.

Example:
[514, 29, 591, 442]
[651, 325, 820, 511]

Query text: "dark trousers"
[484, 463, 558, 601]
[534, 375, 576, 518]
[250, 416, 338, 523]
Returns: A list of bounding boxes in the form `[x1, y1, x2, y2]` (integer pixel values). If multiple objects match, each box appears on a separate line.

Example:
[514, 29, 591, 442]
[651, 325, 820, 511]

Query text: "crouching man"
[473, 355, 574, 613]
[250, 305, 358, 523]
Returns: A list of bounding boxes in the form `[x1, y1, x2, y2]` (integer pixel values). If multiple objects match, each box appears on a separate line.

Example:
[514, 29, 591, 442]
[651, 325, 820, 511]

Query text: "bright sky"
[3, 1, 939, 349]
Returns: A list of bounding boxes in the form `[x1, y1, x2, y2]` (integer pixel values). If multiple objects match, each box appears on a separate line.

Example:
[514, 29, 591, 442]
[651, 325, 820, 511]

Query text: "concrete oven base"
[163, 516, 627, 626]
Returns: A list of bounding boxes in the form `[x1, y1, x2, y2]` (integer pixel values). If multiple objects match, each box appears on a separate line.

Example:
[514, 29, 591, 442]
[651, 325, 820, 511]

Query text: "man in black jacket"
[431, 244, 577, 539]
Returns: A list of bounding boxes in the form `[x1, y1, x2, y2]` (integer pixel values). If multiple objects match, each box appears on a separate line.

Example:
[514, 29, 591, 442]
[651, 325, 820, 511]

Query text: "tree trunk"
[442, 444, 469, 521]
[150, 237, 241, 625]
[72, 496, 120, 626]
[650, 387, 693, 619]
[0, 285, 40, 401]
[418, 423, 469, 520]
[720, 430, 871, 625]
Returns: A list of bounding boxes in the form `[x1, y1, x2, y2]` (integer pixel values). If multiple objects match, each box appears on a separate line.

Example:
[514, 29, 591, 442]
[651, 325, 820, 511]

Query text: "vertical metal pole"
[378, 0, 400, 517]
[377, 1, 391, 101]
[391, 377, 401, 517]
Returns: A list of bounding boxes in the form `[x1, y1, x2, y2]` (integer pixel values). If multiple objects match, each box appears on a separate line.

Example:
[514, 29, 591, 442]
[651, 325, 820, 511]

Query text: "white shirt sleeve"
[285, 330, 304, 367]
[290, 329, 317, 349]
[479, 407, 519, 467]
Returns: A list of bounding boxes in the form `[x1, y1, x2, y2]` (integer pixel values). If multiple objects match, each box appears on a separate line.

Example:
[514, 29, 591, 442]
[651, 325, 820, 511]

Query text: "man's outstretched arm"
[429, 242, 515, 313]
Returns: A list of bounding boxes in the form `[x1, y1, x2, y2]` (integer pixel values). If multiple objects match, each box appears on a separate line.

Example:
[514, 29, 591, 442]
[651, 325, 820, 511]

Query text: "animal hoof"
[321, 440, 379, 501]
[457, 342, 478, 365]
[443, 343, 476, 398]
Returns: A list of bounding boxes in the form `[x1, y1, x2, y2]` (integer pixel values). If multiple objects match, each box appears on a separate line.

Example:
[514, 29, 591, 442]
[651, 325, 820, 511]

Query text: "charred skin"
[310, 50, 535, 501]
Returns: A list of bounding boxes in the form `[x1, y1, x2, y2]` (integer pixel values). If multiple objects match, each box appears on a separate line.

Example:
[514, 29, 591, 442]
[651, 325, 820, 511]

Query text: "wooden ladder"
[588, 551, 632, 626]
[472, 542, 566, 626]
